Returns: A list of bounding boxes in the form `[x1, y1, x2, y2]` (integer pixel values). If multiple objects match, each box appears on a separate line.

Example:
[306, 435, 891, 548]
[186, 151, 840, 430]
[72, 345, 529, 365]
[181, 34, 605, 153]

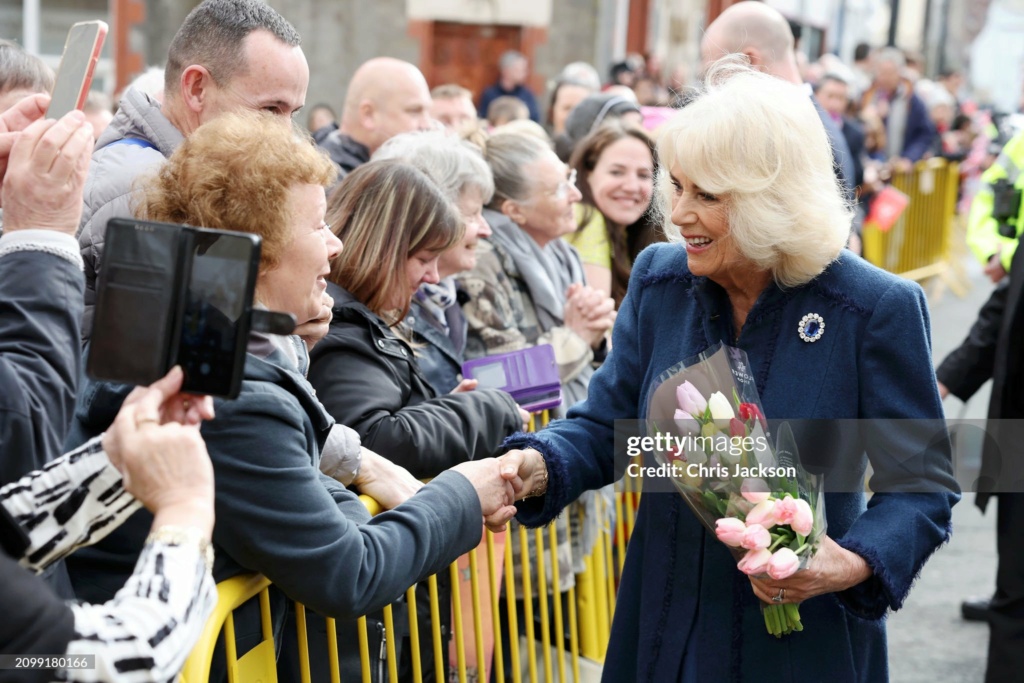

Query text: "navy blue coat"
[508, 243, 959, 682]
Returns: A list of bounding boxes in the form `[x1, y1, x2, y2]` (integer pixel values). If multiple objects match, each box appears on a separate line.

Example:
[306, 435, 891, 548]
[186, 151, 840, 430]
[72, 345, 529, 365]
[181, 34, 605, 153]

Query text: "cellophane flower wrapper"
[644, 342, 826, 637]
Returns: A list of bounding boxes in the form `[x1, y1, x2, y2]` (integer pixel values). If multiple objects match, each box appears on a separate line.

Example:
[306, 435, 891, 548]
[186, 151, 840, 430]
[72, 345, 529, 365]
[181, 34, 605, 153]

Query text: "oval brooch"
[798, 313, 825, 343]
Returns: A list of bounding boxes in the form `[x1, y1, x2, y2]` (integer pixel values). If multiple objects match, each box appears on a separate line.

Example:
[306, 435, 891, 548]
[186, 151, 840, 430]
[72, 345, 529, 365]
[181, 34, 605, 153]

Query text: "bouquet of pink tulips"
[645, 343, 825, 637]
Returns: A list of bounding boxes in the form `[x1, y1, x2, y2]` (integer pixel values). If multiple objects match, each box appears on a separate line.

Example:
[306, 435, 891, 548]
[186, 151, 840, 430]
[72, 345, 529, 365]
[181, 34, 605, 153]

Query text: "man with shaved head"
[319, 57, 432, 180]
[702, 1, 855, 197]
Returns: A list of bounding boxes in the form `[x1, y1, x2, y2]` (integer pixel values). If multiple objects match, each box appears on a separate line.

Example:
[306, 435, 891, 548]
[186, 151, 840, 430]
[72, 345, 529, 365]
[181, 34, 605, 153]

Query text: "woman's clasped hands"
[564, 283, 616, 349]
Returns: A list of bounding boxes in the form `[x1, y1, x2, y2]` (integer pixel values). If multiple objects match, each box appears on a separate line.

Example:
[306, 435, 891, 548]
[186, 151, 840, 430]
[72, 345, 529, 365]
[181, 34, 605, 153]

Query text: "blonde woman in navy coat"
[493, 61, 960, 682]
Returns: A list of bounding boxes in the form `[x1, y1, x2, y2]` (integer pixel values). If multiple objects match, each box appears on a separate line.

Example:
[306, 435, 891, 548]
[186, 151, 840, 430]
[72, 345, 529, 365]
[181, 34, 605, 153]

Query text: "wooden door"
[425, 22, 523, 107]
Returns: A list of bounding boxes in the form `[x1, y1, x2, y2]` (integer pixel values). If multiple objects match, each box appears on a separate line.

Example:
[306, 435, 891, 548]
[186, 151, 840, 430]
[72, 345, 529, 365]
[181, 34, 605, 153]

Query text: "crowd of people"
[3, 0, 1022, 680]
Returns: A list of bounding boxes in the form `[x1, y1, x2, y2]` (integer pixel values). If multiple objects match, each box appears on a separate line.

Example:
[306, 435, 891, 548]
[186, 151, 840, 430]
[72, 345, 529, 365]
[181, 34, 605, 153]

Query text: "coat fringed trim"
[834, 511, 953, 620]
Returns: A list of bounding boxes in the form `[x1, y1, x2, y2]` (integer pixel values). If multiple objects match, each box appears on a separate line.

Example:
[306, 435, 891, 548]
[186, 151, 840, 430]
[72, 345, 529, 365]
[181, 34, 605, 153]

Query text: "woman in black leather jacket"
[309, 160, 527, 480]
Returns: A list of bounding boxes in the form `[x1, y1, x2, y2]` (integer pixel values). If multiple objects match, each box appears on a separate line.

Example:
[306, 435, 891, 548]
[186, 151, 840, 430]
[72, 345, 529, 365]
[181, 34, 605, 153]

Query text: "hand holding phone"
[0, 93, 49, 188]
[46, 20, 108, 119]
[89, 219, 265, 399]
[0, 110, 93, 233]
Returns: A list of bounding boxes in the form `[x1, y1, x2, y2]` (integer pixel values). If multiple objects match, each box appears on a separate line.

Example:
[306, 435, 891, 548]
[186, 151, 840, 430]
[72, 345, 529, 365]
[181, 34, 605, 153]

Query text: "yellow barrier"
[179, 573, 274, 683]
[862, 158, 968, 297]
[182, 411, 636, 682]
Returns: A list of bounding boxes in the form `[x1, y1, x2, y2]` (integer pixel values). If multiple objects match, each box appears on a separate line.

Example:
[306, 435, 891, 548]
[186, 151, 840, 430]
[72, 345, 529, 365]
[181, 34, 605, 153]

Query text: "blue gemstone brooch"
[798, 313, 825, 343]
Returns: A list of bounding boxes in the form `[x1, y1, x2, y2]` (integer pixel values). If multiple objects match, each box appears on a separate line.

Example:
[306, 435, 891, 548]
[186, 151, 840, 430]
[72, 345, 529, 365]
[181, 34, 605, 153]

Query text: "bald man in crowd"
[701, 1, 855, 197]
[318, 57, 432, 181]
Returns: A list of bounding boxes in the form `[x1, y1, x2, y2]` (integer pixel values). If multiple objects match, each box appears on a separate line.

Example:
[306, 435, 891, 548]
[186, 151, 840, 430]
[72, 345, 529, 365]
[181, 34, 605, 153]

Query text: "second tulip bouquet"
[645, 343, 826, 638]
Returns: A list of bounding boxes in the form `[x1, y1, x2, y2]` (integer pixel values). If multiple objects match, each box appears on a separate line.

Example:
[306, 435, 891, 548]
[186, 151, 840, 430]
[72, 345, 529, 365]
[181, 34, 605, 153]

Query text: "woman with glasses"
[457, 131, 616, 406]
[455, 132, 617, 674]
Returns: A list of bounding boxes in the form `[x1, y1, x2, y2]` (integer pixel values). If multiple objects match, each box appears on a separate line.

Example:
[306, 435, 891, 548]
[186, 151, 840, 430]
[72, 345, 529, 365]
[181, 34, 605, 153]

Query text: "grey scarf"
[484, 209, 592, 409]
[485, 209, 586, 332]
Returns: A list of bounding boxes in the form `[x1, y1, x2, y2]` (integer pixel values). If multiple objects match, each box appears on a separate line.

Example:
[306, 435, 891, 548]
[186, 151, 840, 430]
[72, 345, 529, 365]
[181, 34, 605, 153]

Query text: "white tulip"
[707, 391, 735, 421]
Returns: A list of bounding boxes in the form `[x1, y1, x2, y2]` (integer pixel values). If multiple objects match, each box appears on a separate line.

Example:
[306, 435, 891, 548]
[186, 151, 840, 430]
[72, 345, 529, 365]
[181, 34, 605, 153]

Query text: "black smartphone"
[172, 228, 261, 396]
[88, 219, 262, 399]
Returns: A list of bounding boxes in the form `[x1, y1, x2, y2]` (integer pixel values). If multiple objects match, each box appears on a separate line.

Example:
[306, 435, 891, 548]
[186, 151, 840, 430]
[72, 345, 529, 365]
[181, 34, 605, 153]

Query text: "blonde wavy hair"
[656, 58, 853, 287]
[136, 110, 336, 271]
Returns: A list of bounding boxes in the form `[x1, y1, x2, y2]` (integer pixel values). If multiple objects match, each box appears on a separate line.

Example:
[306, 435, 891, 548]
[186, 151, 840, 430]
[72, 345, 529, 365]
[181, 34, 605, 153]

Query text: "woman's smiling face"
[668, 165, 741, 283]
[588, 135, 655, 226]
[438, 186, 491, 278]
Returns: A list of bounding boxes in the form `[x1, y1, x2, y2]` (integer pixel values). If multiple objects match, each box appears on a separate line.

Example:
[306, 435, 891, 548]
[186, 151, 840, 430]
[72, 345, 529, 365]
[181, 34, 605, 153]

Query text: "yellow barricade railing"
[862, 157, 968, 297]
[182, 411, 639, 682]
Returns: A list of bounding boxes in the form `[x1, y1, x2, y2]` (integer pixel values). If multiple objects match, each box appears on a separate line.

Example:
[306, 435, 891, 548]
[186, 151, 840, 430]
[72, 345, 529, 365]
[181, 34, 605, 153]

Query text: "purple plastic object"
[461, 344, 562, 412]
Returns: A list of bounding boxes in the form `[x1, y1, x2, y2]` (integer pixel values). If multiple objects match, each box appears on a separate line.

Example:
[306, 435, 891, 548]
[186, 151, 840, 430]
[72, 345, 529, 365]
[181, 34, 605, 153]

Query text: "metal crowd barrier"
[862, 158, 968, 297]
[180, 412, 642, 682]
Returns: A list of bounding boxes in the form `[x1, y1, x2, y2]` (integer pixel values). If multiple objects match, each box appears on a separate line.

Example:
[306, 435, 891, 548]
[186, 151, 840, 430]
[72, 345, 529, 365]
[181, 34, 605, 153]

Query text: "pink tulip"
[767, 548, 801, 580]
[740, 478, 770, 504]
[675, 381, 707, 417]
[745, 500, 778, 528]
[791, 498, 814, 536]
[673, 409, 701, 435]
[740, 523, 771, 550]
[715, 518, 746, 547]
[774, 495, 798, 525]
[737, 548, 772, 575]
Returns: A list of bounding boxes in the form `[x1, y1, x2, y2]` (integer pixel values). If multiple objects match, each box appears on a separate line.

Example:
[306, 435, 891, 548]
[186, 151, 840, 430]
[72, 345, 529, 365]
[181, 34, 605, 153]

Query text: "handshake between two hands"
[450, 448, 544, 533]
[101, 364, 548, 538]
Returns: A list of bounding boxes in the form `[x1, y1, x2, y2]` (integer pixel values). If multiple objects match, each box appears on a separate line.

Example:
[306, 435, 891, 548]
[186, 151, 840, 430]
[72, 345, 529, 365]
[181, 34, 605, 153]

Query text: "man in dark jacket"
[701, 1, 855, 198]
[815, 73, 867, 189]
[477, 51, 541, 123]
[318, 58, 432, 182]
[936, 133, 1024, 682]
[860, 47, 936, 169]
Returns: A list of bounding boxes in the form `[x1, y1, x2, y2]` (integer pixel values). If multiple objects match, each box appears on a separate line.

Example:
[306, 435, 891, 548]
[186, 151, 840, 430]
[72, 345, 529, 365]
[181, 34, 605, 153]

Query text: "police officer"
[966, 130, 1024, 283]
[937, 130, 1024, 683]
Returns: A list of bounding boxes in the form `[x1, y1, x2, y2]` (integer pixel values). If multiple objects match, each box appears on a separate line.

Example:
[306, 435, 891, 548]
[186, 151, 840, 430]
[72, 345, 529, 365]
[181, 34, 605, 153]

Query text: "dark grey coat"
[405, 289, 469, 395]
[0, 234, 83, 483]
[66, 340, 483, 620]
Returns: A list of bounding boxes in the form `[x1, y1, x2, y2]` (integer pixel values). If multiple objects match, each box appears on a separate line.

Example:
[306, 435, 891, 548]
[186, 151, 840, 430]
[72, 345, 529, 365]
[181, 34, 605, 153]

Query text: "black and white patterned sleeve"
[61, 538, 217, 683]
[0, 436, 141, 572]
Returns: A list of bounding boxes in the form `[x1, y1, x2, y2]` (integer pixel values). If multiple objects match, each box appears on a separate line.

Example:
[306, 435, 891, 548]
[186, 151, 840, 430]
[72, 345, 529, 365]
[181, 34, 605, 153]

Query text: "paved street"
[887, 257, 997, 683]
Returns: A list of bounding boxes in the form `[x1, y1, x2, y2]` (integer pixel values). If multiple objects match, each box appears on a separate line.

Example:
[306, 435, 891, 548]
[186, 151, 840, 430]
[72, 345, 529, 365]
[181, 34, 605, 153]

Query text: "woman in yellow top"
[564, 120, 663, 306]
